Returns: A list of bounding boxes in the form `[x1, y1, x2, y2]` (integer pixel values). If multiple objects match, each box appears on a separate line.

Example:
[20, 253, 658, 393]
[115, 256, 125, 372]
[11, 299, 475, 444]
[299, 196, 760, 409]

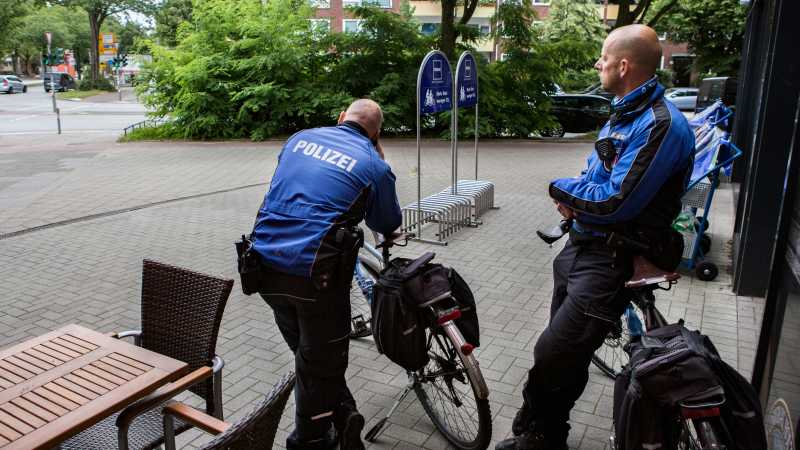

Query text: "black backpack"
[613, 323, 766, 450]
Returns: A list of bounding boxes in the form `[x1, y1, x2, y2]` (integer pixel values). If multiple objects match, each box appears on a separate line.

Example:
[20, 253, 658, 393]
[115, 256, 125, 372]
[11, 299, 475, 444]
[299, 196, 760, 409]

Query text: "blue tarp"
[689, 102, 734, 184]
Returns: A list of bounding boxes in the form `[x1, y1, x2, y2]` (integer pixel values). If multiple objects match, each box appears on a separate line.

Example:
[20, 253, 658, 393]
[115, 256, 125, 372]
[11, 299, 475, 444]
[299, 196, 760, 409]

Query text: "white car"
[0, 75, 27, 94]
[665, 87, 698, 111]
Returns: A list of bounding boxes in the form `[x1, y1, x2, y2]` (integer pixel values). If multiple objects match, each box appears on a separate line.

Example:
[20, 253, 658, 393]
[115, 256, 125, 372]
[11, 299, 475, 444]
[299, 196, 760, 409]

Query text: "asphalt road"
[0, 87, 147, 136]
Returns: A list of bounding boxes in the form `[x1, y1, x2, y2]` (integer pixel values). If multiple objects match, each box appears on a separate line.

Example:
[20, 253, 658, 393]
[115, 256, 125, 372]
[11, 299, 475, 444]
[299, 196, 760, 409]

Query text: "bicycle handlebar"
[375, 232, 415, 249]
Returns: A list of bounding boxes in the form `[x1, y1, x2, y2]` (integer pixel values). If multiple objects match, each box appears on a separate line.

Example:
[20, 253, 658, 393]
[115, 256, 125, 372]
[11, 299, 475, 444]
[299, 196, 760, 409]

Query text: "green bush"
[136, 0, 586, 140]
[118, 124, 178, 142]
[78, 77, 115, 91]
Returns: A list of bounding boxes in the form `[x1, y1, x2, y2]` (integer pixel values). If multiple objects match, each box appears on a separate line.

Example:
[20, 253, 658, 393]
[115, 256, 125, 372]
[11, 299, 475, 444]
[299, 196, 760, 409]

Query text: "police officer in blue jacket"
[252, 99, 402, 450]
[497, 25, 696, 450]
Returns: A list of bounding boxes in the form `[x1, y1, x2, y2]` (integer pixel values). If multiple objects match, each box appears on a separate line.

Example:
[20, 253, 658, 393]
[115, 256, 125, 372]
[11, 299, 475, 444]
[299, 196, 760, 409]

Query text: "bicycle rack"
[440, 179, 496, 226]
[401, 193, 472, 245]
[405, 51, 497, 246]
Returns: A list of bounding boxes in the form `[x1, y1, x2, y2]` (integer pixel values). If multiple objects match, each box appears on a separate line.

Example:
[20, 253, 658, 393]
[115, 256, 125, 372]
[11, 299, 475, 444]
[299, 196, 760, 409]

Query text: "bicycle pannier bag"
[613, 323, 767, 450]
[371, 257, 430, 371]
[448, 268, 480, 347]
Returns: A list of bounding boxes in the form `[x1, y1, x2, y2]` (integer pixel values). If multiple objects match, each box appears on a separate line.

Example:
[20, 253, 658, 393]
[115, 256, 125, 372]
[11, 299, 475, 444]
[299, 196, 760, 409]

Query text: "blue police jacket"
[549, 77, 695, 233]
[252, 122, 402, 277]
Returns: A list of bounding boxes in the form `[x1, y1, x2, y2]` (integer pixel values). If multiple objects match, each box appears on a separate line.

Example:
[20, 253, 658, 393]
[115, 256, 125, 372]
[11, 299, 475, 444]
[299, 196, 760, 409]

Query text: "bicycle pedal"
[364, 417, 387, 442]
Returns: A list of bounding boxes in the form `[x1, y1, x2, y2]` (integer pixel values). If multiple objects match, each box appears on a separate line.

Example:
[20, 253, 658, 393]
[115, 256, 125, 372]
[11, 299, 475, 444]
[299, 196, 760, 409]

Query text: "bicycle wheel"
[349, 254, 380, 339]
[414, 327, 492, 450]
[678, 418, 730, 450]
[592, 303, 644, 378]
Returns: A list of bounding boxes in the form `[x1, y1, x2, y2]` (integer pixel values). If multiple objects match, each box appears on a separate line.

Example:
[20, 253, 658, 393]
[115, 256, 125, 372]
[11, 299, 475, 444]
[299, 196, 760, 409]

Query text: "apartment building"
[311, 0, 691, 83]
[310, 0, 401, 33]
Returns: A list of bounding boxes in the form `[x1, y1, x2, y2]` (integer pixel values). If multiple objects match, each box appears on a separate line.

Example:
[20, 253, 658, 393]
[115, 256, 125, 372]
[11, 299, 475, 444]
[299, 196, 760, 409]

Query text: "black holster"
[310, 226, 363, 291]
[235, 234, 263, 295]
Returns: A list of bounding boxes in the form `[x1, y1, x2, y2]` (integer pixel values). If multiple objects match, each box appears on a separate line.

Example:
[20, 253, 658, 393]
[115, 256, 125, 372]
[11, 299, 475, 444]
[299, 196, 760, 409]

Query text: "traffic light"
[120, 54, 128, 67]
[54, 48, 64, 65]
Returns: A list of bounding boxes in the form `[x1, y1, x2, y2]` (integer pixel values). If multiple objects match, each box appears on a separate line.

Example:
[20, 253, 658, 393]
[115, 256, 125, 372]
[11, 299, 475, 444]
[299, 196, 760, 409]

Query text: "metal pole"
[416, 57, 423, 240]
[452, 79, 459, 195]
[474, 102, 479, 180]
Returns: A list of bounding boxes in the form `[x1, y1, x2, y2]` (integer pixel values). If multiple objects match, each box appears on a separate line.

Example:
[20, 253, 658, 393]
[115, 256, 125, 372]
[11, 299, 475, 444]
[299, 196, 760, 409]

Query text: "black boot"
[495, 430, 568, 450]
[286, 427, 338, 450]
[334, 409, 365, 450]
[512, 402, 534, 436]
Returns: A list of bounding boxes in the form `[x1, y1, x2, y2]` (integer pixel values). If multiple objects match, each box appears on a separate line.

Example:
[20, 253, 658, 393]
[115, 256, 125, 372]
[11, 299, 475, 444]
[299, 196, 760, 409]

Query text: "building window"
[466, 23, 491, 37]
[500, 53, 509, 61]
[309, 18, 331, 33]
[420, 23, 440, 36]
[310, 0, 330, 8]
[343, 0, 391, 7]
[531, 0, 550, 4]
[343, 19, 365, 33]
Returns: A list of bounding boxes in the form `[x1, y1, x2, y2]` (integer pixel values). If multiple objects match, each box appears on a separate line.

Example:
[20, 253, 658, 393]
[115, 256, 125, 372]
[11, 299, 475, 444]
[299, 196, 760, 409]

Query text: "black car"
[694, 77, 737, 113]
[541, 94, 611, 137]
[43, 72, 77, 92]
[582, 83, 615, 101]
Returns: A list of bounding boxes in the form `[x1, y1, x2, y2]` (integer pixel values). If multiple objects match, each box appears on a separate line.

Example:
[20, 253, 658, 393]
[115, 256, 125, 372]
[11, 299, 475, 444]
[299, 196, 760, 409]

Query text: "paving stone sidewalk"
[0, 138, 763, 449]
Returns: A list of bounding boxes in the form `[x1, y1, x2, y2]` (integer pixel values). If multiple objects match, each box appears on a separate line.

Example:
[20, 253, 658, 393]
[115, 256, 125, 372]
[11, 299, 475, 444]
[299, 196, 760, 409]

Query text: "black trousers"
[518, 238, 633, 443]
[259, 259, 357, 444]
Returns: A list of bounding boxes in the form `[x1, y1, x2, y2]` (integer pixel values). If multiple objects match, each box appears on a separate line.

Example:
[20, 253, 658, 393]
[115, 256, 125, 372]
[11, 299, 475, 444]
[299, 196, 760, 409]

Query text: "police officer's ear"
[337, 111, 347, 124]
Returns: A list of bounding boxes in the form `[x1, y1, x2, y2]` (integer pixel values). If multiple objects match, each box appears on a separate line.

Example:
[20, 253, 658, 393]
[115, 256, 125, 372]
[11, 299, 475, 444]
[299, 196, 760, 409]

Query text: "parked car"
[1, 75, 27, 94]
[695, 77, 737, 113]
[665, 87, 698, 111]
[582, 83, 615, 101]
[541, 94, 611, 137]
[43, 72, 77, 92]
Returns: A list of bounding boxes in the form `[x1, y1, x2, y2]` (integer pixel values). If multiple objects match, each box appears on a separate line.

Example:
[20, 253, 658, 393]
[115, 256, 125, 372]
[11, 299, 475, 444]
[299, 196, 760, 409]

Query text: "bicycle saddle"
[625, 255, 680, 288]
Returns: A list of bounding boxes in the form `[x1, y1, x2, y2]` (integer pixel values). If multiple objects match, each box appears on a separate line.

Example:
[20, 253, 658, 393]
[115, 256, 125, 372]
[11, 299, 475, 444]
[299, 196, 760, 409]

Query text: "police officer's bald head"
[595, 24, 663, 97]
[341, 99, 383, 140]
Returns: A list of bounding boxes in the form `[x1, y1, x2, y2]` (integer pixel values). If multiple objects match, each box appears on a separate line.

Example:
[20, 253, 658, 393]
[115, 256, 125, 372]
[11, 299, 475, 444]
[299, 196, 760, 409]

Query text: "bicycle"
[537, 219, 732, 450]
[349, 231, 492, 450]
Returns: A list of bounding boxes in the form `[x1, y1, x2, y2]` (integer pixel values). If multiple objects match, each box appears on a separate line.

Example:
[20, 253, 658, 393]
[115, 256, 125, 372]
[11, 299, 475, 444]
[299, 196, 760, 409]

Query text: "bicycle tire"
[414, 327, 492, 450]
[592, 304, 645, 378]
[349, 254, 380, 339]
[678, 417, 731, 450]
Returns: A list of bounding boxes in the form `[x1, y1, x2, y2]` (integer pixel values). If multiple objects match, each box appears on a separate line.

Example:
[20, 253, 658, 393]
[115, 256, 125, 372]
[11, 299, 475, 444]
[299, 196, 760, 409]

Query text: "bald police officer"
[497, 25, 695, 450]
[253, 99, 402, 450]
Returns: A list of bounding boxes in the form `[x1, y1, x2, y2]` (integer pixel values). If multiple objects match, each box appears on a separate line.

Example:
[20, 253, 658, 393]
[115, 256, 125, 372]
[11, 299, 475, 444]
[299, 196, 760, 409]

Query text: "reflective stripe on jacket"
[253, 124, 402, 277]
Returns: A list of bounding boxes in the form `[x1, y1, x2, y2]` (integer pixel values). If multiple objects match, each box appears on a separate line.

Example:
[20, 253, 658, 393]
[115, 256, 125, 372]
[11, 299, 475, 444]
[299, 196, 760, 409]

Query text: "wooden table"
[0, 324, 189, 449]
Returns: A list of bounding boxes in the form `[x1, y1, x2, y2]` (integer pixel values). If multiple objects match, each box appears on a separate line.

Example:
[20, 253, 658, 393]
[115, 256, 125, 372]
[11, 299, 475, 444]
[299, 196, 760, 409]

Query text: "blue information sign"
[456, 53, 478, 108]
[418, 51, 453, 115]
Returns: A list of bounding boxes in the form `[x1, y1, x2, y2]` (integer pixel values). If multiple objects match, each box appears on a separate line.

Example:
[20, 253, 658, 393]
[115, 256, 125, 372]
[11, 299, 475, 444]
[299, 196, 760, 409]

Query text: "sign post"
[415, 50, 453, 242]
[453, 51, 479, 192]
[45, 32, 61, 134]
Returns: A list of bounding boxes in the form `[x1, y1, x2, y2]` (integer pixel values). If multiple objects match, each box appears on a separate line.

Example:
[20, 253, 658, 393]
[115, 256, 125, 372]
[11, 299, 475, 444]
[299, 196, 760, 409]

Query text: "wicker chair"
[60, 259, 234, 450]
[163, 372, 295, 450]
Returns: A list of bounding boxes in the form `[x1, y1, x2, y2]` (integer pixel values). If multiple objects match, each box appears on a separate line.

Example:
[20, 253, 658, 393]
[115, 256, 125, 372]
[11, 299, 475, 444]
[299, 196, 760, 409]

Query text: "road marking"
[0, 130, 112, 136]
[0, 183, 268, 240]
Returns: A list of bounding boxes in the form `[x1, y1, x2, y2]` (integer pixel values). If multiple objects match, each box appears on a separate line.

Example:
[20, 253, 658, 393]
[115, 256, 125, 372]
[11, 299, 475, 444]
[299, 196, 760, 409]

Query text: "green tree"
[325, 6, 434, 132]
[155, 0, 192, 47]
[475, 0, 557, 137]
[540, 0, 605, 91]
[48, 0, 155, 82]
[614, 0, 681, 29]
[138, 0, 352, 139]
[6, 5, 86, 76]
[437, 0, 482, 59]
[106, 18, 150, 55]
[652, 0, 747, 75]
[1, 1, 32, 72]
